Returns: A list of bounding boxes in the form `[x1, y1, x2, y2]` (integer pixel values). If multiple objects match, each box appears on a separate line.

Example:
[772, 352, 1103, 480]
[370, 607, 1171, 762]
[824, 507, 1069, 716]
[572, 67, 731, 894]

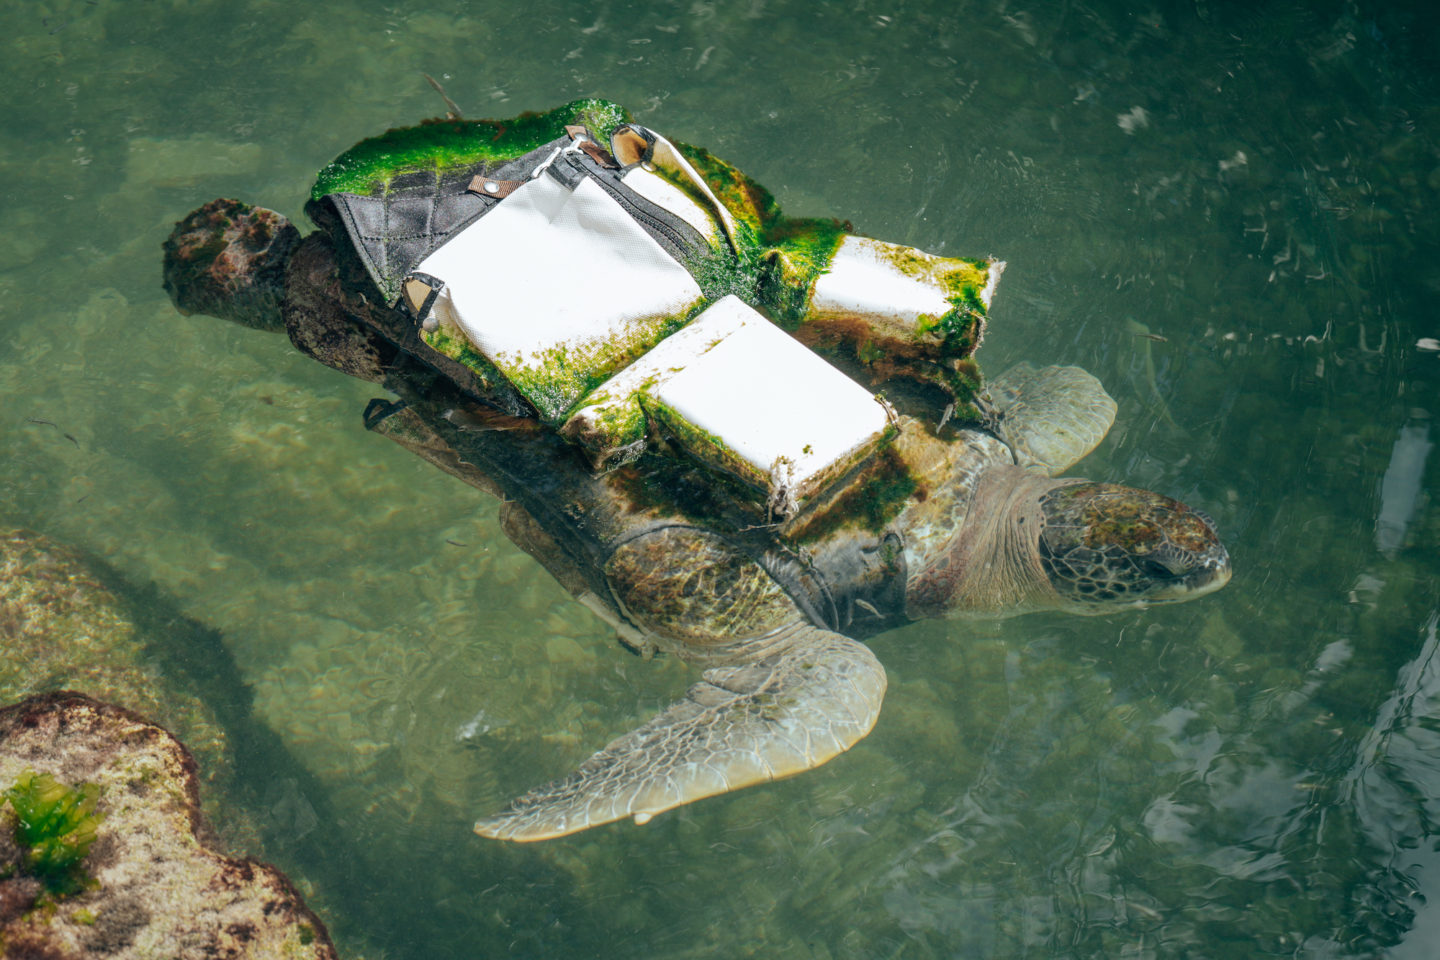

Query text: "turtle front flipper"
[986, 362, 1118, 475]
[474, 626, 885, 842]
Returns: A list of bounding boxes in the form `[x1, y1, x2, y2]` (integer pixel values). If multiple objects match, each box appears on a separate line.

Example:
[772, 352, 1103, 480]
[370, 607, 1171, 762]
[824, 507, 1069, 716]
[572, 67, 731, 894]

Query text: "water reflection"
[1347, 610, 1440, 957]
[1376, 422, 1433, 556]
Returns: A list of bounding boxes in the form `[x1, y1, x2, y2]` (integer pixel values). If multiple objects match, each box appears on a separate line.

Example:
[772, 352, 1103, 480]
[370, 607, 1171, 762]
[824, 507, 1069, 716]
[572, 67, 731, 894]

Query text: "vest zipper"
[561, 152, 715, 269]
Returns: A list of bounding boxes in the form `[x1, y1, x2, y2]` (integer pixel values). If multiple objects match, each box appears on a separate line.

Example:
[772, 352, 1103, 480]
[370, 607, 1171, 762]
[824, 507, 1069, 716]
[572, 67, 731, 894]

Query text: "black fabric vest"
[308, 136, 713, 307]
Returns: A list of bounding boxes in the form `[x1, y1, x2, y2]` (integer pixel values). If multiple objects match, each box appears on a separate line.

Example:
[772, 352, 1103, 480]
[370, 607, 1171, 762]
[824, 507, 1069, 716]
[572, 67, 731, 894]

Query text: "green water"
[3, 0, 1439, 956]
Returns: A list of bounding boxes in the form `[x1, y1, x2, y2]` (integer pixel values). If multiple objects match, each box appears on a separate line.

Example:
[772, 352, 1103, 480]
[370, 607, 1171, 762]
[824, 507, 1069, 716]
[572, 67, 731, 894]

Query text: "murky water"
[3, 0, 1438, 956]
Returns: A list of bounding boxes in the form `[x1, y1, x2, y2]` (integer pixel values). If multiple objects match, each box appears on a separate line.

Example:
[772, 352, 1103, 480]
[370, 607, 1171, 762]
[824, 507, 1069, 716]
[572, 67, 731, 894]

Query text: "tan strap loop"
[467, 175, 525, 199]
[578, 140, 620, 169]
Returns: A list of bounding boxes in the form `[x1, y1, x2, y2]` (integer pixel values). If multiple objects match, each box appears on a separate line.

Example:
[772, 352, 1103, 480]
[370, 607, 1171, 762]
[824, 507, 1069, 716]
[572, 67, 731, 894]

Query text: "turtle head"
[1036, 481, 1231, 611]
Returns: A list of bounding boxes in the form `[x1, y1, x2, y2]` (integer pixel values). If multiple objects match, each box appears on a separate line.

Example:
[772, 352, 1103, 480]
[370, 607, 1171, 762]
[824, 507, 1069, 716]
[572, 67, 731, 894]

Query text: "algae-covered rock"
[0, 692, 337, 959]
[161, 198, 302, 333]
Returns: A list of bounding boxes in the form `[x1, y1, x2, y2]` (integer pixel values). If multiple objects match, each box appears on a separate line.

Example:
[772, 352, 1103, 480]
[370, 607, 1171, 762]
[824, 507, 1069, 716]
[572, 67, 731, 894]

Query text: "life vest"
[309, 100, 1002, 518]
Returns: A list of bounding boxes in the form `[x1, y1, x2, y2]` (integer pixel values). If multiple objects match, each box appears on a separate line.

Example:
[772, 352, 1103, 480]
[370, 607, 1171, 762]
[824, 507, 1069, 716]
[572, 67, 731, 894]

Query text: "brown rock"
[161, 198, 301, 332]
[0, 692, 338, 960]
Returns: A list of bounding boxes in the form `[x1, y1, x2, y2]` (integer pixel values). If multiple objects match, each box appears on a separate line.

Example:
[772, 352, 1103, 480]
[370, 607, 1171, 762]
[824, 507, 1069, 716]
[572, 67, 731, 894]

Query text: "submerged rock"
[0, 528, 234, 817]
[0, 692, 338, 959]
[161, 198, 301, 333]
[126, 135, 264, 190]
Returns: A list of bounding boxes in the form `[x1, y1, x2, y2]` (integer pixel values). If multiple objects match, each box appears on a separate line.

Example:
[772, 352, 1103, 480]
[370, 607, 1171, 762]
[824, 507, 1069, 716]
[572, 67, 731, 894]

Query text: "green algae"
[504, 345, 620, 425]
[681, 223, 766, 305]
[915, 271, 990, 357]
[4, 770, 104, 896]
[419, 321, 519, 399]
[945, 356, 986, 419]
[757, 218, 849, 327]
[662, 140, 850, 321]
[580, 395, 649, 448]
[561, 385, 654, 465]
[871, 246, 992, 353]
[312, 99, 630, 200]
[786, 444, 918, 542]
[646, 152, 770, 306]
[669, 140, 783, 236]
[640, 395, 757, 489]
[499, 306, 700, 424]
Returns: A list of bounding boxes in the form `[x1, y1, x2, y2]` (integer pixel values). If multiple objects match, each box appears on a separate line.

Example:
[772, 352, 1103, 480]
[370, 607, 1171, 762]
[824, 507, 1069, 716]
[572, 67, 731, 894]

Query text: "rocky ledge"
[0, 692, 337, 959]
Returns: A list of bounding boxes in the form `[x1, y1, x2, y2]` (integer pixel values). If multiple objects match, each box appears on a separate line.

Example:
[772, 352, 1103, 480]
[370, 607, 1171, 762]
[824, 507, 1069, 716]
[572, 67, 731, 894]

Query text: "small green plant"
[4, 770, 104, 894]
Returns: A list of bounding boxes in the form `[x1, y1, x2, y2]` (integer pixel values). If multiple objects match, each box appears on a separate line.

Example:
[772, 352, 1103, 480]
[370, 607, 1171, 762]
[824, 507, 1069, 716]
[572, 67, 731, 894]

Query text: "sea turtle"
[162, 100, 1231, 842]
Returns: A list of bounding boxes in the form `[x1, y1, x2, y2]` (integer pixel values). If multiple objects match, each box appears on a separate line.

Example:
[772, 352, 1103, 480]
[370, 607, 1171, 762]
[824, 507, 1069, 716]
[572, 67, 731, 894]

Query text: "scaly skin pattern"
[887, 426, 1013, 599]
[473, 625, 886, 841]
[1036, 482, 1230, 608]
[604, 528, 799, 646]
[902, 443, 1055, 619]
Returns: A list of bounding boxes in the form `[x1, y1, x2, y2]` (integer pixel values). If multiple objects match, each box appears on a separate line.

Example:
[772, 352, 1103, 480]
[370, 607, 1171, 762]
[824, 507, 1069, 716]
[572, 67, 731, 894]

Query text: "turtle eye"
[1139, 558, 1179, 581]
[1142, 545, 1195, 579]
